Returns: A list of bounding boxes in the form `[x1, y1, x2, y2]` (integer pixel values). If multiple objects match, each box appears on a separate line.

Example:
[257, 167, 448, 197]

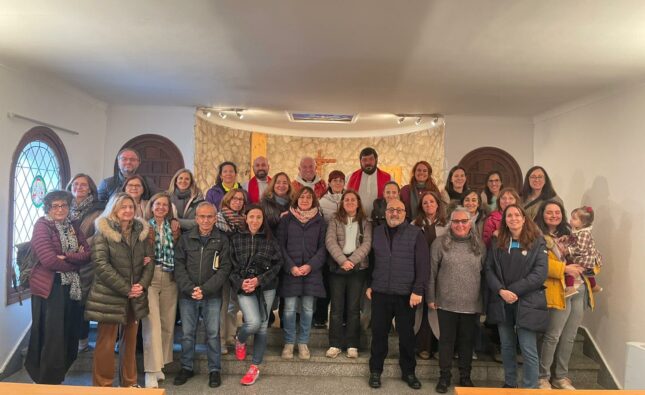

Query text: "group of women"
[25, 157, 594, 390]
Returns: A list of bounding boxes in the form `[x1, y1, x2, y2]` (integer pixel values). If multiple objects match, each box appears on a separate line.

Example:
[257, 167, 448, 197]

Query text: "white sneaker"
[538, 378, 552, 389]
[156, 371, 165, 381]
[144, 372, 159, 388]
[347, 347, 358, 358]
[326, 347, 341, 358]
[552, 377, 575, 390]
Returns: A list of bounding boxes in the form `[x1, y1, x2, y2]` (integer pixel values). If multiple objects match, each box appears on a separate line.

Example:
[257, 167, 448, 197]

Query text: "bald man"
[243, 156, 271, 204]
[291, 156, 327, 199]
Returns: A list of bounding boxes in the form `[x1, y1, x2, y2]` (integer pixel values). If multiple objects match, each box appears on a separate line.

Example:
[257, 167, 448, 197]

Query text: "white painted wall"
[534, 85, 645, 388]
[0, 65, 107, 372]
[104, 105, 196, 176]
[444, 115, 534, 179]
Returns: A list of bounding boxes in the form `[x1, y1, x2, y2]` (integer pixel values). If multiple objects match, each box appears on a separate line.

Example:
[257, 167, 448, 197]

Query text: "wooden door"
[117, 134, 185, 191]
[458, 147, 523, 193]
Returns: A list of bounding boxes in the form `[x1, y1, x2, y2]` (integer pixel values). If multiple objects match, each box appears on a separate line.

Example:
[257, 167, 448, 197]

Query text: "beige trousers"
[93, 306, 138, 387]
[142, 266, 178, 372]
[220, 282, 239, 346]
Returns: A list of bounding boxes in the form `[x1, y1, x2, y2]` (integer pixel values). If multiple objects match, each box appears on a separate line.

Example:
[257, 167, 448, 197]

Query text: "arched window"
[6, 127, 70, 304]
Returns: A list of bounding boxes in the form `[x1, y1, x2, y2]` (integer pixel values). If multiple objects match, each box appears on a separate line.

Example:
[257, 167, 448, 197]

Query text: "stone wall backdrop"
[194, 115, 445, 193]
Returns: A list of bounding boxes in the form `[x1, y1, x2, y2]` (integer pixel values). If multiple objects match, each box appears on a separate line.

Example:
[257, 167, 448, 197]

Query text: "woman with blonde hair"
[86, 193, 154, 387]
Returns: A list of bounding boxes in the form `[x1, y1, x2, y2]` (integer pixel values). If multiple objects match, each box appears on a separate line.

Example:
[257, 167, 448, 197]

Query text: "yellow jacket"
[544, 235, 595, 310]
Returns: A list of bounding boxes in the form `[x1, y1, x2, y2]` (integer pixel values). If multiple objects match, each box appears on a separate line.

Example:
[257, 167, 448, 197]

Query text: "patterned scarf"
[46, 215, 82, 301]
[149, 218, 174, 272]
[290, 206, 319, 223]
[216, 207, 246, 233]
[69, 195, 95, 222]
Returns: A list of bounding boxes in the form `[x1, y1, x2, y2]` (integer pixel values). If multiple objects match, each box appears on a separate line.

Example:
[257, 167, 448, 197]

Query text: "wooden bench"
[0, 383, 165, 395]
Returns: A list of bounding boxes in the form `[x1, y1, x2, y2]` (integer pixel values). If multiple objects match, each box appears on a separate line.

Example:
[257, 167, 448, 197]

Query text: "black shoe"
[402, 374, 422, 390]
[459, 377, 475, 387]
[173, 369, 194, 386]
[368, 372, 381, 388]
[209, 371, 221, 388]
[313, 321, 327, 329]
[502, 383, 517, 388]
[436, 377, 450, 393]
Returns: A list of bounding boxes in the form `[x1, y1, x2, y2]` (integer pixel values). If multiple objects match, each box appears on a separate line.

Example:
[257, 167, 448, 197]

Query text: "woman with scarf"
[168, 168, 204, 232]
[230, 205, 282, 385]
[25, 190, 91, 384]
[65, 173, 104, 353]
[216, 188, 247, 353]
[206, 161, 247, 210]
[400, 161, 441, 220]
[411, 191, 448, 360]
[121, 174, 150, 218]
[461, 190, 487, 236]
[142, 192, 180, 388]
[279, 186, 327, 360]
[86, 193, 154, 387]
[319, 170, 346, 223]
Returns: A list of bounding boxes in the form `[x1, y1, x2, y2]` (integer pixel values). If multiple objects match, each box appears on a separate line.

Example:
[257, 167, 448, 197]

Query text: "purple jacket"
[205, 183, 248, 210]
[30, 217, 91, 298]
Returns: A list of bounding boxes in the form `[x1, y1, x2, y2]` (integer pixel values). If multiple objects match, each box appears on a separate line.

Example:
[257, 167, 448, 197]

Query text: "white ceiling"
[2, 0, 645, 131]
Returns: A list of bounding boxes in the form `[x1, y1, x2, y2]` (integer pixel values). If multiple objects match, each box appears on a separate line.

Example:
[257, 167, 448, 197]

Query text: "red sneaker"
[240, 364, 260, 386]
[235, 337, 246, 361]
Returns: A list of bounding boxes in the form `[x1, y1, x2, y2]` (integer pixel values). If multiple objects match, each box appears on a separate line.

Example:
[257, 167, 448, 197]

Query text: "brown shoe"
[592, 284, 603, 293]
[564, 287, 579, 299]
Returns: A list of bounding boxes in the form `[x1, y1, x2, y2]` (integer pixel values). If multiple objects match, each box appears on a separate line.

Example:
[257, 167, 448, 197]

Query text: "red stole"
[346, 168, 392, 198]
[248, 176, 270, 204]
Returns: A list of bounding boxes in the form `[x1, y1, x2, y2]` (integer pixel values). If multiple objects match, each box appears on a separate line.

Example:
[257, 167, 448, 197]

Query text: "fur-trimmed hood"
[95, 216, 149, 243]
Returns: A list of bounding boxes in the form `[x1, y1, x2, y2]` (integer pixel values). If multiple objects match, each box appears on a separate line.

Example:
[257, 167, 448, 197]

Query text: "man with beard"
[346, 147, 391, 216]
[243, 156, 271, 204]
[97, 147, 158, 202]
[291, 156, 327, 198]
[366, 199, 428, 390]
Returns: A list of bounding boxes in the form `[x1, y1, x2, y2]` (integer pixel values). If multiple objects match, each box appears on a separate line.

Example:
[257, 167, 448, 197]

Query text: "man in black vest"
[366, 199, 429, 390]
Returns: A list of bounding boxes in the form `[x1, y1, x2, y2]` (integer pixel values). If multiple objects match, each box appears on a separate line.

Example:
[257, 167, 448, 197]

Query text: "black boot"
[368, 372, 381, 388]
[435, 371, 451, 394]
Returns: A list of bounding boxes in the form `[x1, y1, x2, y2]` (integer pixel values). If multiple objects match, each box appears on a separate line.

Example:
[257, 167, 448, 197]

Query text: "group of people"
[25, 145, 603, 391]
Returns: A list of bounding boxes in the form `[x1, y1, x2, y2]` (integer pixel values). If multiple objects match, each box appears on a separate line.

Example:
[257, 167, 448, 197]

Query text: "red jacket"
[30, 217, 91, 298]
[346, 168, 392, 199]
[291, 179, 327, 199]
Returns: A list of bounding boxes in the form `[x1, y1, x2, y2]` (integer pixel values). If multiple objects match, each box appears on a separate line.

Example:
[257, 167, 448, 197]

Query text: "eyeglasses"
[451, 219, 470, 225]
[529, 175, 545, 181]
[196, 215, 216, 220]
[385, 208, 405, 214]
[51, 203, 69, 210]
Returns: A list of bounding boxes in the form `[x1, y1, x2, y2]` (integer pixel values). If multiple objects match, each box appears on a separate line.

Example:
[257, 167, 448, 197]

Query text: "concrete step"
[71, 342, 600, 388]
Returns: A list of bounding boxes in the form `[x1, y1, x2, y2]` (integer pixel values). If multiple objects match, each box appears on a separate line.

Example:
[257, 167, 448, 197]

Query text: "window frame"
[6, 127, 70, 305]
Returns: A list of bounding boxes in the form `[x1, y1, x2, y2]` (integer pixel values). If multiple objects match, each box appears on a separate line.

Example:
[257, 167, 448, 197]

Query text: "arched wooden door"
[458, 147, 523, 192]
[117, 134, 185, 191]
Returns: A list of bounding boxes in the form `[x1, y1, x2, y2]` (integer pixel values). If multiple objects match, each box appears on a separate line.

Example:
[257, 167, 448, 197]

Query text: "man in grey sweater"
[427, 207, 485, 393]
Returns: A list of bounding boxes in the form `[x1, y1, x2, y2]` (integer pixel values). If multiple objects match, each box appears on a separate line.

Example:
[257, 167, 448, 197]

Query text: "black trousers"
[369, 292, 416, 375]
[25, 275, 81, 384]
[437, 309, 477, 378]
[416, 302, 438, 354]
[313, 264, 330, 324]
[328, 270, 366, 348]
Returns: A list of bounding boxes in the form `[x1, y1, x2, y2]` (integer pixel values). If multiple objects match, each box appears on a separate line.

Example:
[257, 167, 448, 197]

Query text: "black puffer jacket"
[229, 230, 282, 293]
[260, 195, 290, 235]
[85, 217, 154, 324]
[173, 226, 231, 299]
[485, 236, 548, 332]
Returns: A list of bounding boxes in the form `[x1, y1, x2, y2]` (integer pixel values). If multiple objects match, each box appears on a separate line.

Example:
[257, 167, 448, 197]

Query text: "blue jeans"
[179, 297, 222, 373]
[497, 304, 539, 388]
[282, 295, 315, 344]
[237, 289, 276, 365]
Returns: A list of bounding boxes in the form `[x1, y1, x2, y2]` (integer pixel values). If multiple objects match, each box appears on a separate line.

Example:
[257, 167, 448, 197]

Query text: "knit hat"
[328, 170, 346, 182]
